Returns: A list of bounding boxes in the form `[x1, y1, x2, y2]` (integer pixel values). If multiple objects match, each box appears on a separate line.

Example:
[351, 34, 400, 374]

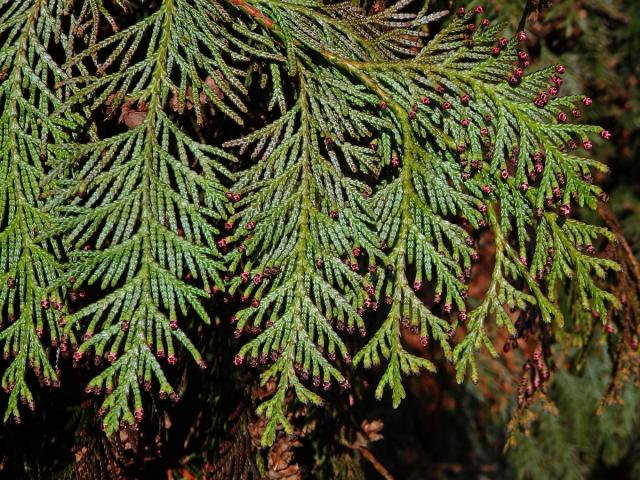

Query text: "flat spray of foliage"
[0, 0, 625, 446]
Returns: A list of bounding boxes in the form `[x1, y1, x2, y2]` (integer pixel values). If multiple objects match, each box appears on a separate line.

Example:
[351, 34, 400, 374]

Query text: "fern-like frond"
[347, 9, 619, 387]
[6, 0, 615, 442]
[51, 0, 275, 433]
[224, 3, 619, 413]
[0, 0, 78, 422]
[224, 59, 384, 444]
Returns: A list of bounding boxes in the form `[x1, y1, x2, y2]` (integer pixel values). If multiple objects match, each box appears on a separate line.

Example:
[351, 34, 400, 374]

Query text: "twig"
[598, 202, 640, 283]
[518, 0, 535, 32]
[358, 446, 395, 480]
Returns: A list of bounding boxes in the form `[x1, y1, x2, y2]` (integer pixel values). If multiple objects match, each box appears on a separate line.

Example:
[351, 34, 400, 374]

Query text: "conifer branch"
[51, 0, 268, 433]
[0, 0, 77, 422]
[224, 61, 381, 443]
[0, 0, 620, 441]
[221, 1, 620, 428]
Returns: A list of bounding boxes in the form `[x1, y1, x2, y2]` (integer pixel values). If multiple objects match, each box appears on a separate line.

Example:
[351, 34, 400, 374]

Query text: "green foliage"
[49, 0, 270, 433]
[0, 0, 77, 422]
[507, 348, 640, 480]
[0, 0, 626, 450]
[225, 3, 619, 443]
